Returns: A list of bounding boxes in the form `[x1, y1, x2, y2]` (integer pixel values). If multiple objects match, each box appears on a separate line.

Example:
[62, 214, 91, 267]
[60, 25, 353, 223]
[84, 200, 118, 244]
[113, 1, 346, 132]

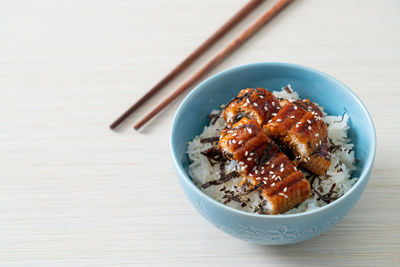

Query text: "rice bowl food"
[187, 85, 358, 215]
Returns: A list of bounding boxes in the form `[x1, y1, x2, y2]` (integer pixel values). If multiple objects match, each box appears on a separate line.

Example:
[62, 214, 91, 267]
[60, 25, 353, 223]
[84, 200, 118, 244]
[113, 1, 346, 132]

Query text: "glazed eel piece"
[222, 88, 330, 175]
[223, 88, 280, 126]
[264, 99, 331, 175]
[219, 117, 310, 214]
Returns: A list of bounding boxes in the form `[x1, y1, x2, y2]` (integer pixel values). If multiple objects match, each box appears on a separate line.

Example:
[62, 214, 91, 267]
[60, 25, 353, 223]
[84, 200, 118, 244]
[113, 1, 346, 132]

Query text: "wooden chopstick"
[109, 0, 265, 130]
[134, 0, 293, 130]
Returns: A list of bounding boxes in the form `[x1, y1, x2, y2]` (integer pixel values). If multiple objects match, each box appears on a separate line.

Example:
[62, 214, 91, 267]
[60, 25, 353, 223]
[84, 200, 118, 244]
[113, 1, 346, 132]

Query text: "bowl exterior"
[175, 165, 371, 245]
[171, 62, 376, 245]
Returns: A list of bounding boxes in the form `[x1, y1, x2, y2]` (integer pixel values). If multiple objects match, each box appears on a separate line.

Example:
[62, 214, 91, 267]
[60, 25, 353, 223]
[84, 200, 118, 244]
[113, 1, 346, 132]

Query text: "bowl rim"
[170, 62, 376, 219]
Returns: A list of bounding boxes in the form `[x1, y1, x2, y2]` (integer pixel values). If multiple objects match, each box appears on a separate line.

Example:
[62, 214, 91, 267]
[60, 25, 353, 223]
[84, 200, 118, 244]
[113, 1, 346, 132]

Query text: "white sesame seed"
[278, 176, 282, 180]
[279, 192, 284, 196]
[308, 126, 312, 130]
[248, 128, 252, 134]
[277, 119, 282, 122]
[283, 187, 287, 192]
[247, 157, 252, 161]
[294, 166, 297, 171]
[271, 164, 274, 168]
[280, 168, 284, 172]
[254, 102, 258, 107]
[280, 163, 284, 168]
[241, 166, 247, 171]
[246, 98, 250, 103]
[269, 171, 274, 175]
[256, 177, 261, 180]
[319, 140, 322, 145]
[307, 120, 311, 124]
[263, 181, 267, 184]
[290, 115, 295, 118]
[245, 151, 248, 156]
[232, 140, 237, 144]
[268, 119, 272, 123]
[239, 161, 244, 165]
[272, 101, 275, 106]
[266, 161, 270, 165]
[260, 95, 264, 99]
[250, 152, 254, 156]
[243, 103, 248, 107]
[315, 133, 319, 137]
[264, 106, 268, 111]
[261, 170, 265, 174]
[255, 170, 258, 174]
[296, 124, 300, 128]
[271, 183, 275, 187]
[232, 133, 237, 136]
[294, 106, 298, 110]
[284, 194, 288, 199]
[272, 113, 277, 116]
[271, 174, 276, 179]
[238, 140, 243, 145]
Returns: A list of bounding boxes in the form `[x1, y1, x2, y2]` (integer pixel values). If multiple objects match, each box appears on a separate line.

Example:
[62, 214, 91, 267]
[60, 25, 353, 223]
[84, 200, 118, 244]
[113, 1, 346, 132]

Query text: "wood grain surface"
[0, 0, 399, 266]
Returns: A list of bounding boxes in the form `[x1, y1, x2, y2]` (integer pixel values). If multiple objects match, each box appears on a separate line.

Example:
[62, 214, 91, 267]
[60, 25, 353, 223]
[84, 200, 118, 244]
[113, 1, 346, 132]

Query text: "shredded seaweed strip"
[207, 113, 219, 119]
[283, 85, 292, 94]
[254, 200, 267, 214]
[221, 186, 243, 205]
[207, 111, 222, 125]
[200, 136, 219, 144]
[308, 174, 317, 188]
[314, 183, 338, 204]
[238, 182, 264, 197]
[333, 108, 348, 123]
[222, 194, 242, 205]
[200, 147, 225, 165]
[201, 163, 239, 189]
[328, 137, 342, 153]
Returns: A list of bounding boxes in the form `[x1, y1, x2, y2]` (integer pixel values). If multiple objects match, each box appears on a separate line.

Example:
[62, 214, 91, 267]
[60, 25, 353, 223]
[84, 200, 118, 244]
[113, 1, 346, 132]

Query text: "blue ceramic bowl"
[170, 62, 376, 245]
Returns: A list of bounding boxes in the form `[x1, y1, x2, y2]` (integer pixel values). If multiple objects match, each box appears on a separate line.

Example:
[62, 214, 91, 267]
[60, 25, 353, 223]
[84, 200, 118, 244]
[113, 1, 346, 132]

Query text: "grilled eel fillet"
[219, 117, 310, 214]
[223, 88, 280, 126]
[264, 99, 331, 176]
[222, 88, 330, 175]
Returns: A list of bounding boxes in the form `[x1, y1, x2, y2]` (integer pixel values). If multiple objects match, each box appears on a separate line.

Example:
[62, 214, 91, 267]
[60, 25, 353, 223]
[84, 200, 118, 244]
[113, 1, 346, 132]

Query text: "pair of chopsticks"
[110, 0, 293, 131]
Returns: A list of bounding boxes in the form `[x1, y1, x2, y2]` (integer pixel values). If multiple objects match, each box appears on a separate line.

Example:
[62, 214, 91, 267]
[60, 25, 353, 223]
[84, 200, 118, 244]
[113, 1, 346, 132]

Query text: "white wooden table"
[0, 0, 399, 265]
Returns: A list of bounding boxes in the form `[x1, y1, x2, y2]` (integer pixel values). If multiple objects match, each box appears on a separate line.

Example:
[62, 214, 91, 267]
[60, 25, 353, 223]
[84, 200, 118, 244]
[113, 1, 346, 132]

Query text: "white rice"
[187, 86, 358, 214]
